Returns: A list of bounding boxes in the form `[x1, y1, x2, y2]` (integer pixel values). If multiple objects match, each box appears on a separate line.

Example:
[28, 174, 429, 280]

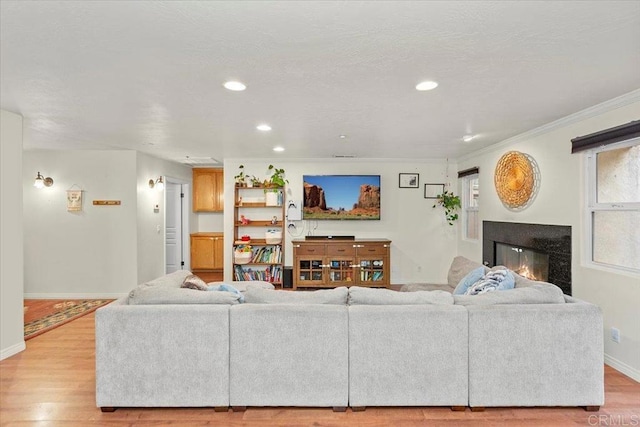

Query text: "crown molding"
[457, 89, 640, 163]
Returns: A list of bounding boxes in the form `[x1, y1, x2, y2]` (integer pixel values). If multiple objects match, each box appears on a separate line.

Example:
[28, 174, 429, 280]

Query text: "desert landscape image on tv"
[302, 175, 380, 220]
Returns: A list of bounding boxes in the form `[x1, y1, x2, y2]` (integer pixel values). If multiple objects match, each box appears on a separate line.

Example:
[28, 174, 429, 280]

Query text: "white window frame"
[584, 137, 640, 275]
[462, 174, 479, 241]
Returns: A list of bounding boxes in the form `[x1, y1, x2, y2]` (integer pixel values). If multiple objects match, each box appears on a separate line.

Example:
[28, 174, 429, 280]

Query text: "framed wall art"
[399, 173, 419, 188]
[424, 183, 445, 199]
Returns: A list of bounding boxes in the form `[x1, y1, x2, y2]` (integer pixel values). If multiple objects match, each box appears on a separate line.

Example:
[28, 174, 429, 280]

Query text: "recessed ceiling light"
[273, 146, 285, 152]
[462, 135, 475, 142]
[223, 81, 246, 91]
[339, 134, 347, 139]
[415, 81, 438, 91]
[257, 124, 272, 131]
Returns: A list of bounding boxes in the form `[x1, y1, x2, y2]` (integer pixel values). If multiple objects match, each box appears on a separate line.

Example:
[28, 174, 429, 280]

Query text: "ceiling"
[2, 1, 639, 165]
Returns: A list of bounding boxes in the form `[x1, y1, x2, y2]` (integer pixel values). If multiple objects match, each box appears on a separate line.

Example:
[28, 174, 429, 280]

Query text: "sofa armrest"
[466, 301, 604, 407]
[95, 299, 231, 408]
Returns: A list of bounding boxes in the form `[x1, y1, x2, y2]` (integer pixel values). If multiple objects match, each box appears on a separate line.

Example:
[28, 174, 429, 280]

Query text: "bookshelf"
[233, 185, 285, 287]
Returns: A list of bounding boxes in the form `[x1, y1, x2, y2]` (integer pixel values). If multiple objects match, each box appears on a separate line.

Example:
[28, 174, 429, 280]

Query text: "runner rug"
[24, 299, 113, 340]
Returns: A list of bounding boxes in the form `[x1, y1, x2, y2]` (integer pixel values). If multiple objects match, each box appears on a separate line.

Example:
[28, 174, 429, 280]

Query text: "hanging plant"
[432, 190, 461, 226]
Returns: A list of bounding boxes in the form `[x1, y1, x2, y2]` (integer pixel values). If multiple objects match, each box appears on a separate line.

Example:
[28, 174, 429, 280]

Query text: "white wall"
[456, 94, 640, 381]
[1, 110, 26, 360]
[136, 152, 193, 283]
[23, 150, 139, 297]
[223, 159, 460, 284]
[23, 150, 195, 296]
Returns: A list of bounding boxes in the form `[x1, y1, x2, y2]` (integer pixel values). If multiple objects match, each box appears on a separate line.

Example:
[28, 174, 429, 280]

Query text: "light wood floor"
[1, 313, 639, 427]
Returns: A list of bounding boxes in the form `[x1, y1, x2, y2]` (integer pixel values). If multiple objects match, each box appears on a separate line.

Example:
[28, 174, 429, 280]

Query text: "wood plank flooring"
[1, 312, 639, 426]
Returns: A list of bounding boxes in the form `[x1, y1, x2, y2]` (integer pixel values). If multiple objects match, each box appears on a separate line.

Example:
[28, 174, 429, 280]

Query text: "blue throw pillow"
[453, 266, 486, 295]
[207, 283, 245, 303]
[464, 268, 516, 295]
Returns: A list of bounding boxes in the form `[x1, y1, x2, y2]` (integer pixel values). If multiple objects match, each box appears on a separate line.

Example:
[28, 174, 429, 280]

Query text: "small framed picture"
[424, 183, 445, 199]
[399, 173, 419, 188]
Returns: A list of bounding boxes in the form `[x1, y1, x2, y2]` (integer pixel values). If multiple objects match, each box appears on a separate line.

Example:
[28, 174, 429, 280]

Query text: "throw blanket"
[465, 269, 514, 295]
[208, 283, 245, 303]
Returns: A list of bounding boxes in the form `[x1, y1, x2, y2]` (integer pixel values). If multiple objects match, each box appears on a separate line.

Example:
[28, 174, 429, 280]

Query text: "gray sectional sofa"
[95, 258, 604, 412]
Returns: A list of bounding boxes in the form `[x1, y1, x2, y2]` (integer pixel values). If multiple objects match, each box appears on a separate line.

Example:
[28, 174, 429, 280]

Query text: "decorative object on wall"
[399, 173, 419, 188]
[66, 185, 83, 212]
[33, 172, 54, 188]
[432, 190, 461, 225]
[494, 151, 541, 210]
[424, 183, 445, 199]
[92, 200, 121, 206]
[148, 176, 164, 191]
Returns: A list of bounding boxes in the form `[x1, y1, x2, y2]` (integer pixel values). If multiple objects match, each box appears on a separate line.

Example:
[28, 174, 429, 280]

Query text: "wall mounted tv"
[302, 175, 381, 220]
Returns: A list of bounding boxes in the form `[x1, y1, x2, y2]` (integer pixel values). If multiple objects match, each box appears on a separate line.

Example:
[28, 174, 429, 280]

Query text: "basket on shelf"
[265, 229, 282, 245]
[234, 251, 252, 264]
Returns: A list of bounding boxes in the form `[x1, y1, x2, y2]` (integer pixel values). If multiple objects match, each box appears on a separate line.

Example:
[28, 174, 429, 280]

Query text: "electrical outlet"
[611, 327, 621, 343]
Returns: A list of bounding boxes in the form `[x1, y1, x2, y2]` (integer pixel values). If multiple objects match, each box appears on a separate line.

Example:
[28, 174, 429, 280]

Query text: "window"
[587, 139, 640, 272]
[463, 174, 479, 240]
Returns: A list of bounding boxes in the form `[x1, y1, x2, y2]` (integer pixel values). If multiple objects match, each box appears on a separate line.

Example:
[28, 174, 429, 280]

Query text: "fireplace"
[495, 243, 549, 282]
[483, 221, 572, 295]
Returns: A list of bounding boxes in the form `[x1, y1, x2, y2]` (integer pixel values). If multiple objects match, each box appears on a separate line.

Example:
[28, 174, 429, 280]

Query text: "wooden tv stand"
[292, 238, 391, 289]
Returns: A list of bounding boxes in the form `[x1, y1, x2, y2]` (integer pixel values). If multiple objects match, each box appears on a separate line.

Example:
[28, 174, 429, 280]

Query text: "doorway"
[165, 178, 190, 273]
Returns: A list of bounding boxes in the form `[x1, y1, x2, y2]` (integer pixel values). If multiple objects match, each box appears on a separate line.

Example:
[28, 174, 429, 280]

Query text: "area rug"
[24, 299, 113, 340]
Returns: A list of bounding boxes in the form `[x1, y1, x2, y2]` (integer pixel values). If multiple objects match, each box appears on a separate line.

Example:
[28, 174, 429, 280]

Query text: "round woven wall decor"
[494, 151, 540, 210]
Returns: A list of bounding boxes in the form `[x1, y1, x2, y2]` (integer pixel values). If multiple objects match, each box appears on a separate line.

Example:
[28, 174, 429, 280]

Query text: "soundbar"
[305, 235, 355, 240]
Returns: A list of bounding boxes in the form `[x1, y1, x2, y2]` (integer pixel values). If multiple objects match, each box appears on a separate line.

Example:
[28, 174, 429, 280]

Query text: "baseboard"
[24, 293, 127, 299]
[605, 353, 640, 383]
[1, 341, 26, 361]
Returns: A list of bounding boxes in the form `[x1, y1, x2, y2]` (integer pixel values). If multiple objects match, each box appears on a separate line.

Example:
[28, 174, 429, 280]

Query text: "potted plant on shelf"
[264, 165, 287, 206]
[234, 165, 246, 187]
[432, 190, 461, 226]
[266, 164, 288, 187]
[249, 175, 262, 188]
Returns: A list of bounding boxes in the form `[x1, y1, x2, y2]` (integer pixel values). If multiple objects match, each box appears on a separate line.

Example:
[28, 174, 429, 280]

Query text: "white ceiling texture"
[1, 1, 639, 165]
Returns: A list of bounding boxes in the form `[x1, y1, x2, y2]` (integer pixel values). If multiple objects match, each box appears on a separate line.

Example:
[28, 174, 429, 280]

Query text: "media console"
[292, 238, 391, 289]
[305, 235, 355, 240]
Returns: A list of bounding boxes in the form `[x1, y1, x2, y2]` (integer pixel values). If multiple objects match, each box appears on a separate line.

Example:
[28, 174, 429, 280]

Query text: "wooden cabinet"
[232, 186, 285, 287]
[292, 239, 391, 289]
[193, 168, 223, 212]
[190, 232, 223, 282]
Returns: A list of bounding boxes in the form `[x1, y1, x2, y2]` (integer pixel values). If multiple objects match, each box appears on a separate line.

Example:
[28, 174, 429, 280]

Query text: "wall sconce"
[34, 172, 54, 189]
[148, 176, 164, 191]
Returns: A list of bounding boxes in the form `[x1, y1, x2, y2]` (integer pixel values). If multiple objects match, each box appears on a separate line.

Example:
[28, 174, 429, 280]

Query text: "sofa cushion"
[207, 281, 275, 292]
[447, 256, 488, 288]
[399, 283, 455, 293]
[464, 268, 515, 295]
[181, 274, 209, 291]
[453, 266, 486, 295]
[244, 287, 348, 304]
[128, 286, 241, 305]
[453, 283, 565, 306]
[139, 269, 193, 289]
[348, 286, 454, 305]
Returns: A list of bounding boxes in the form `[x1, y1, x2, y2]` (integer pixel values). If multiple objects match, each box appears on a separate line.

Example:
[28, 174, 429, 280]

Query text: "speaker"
[283, 267, 293, 289]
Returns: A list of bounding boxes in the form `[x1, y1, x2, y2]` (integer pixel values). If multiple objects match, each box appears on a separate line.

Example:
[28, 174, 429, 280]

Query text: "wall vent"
[181, 156, 221, 166]
[333, 154, 357, 158]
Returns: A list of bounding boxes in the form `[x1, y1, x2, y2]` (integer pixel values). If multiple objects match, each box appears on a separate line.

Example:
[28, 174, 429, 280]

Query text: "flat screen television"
[302, 175, 380, 220]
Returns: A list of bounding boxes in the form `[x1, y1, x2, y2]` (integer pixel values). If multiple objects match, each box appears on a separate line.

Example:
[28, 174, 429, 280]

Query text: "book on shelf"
[234, 264, 282, 283]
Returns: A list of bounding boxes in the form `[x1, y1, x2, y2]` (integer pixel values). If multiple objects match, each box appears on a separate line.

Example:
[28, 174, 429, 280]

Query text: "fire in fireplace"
[495, 242, 549, 282]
